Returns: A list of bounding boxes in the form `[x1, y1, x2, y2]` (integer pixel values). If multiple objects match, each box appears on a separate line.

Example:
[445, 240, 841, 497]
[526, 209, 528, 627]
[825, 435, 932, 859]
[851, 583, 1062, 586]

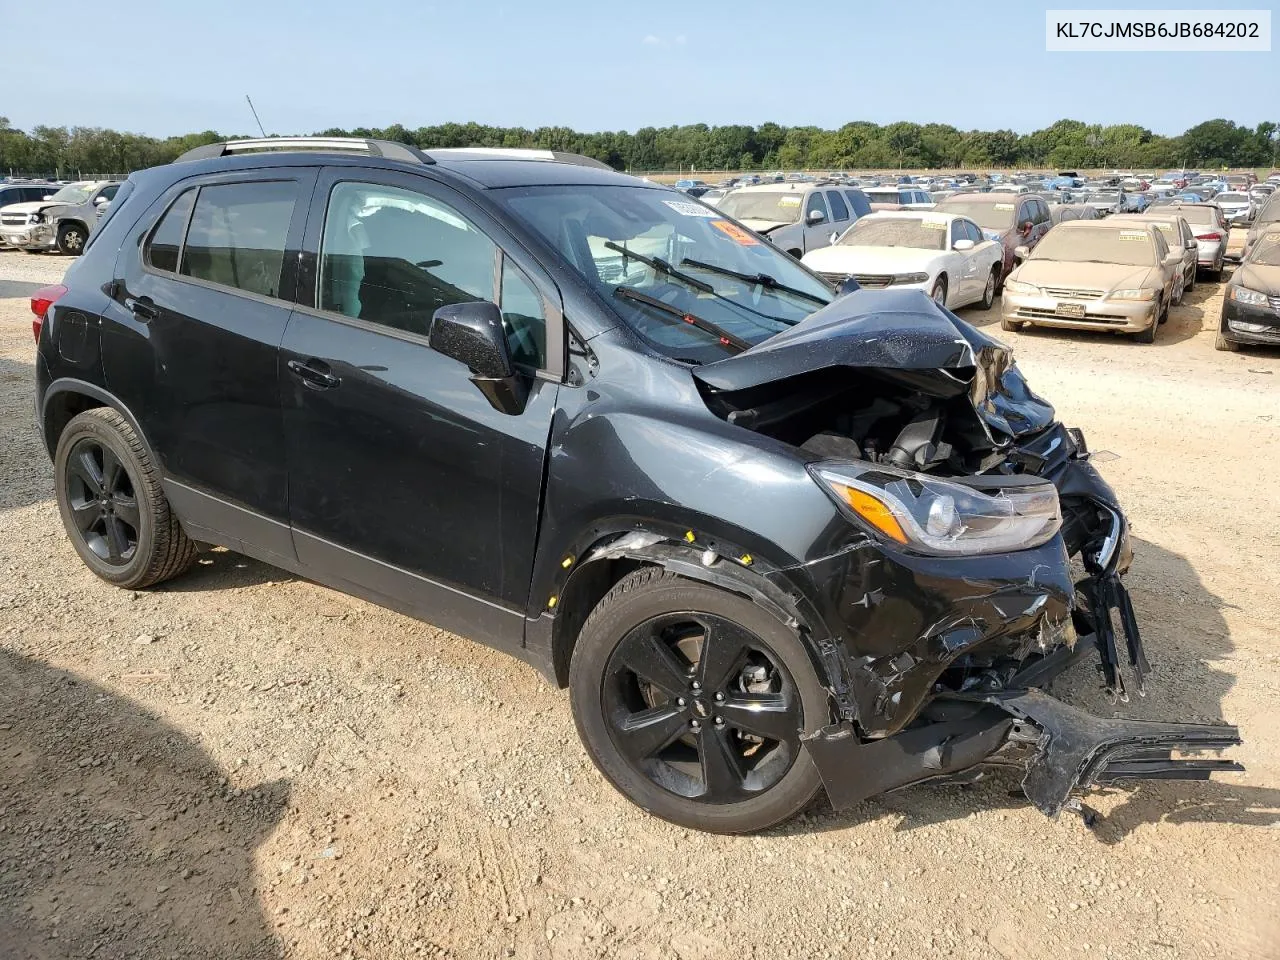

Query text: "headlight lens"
[29, 212, 45, 224]
[1230, 286, 1269, 305]
[892, 272, 929, 284]
[1003, 279, 1039, 295]
[1109, 287, 1156, 301]
[808, 460, 1062, 556]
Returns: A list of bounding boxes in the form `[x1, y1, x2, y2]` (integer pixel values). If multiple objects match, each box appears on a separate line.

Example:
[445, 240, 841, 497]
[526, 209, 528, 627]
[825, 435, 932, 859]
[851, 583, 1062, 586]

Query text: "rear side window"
[180, 181, 298, 299]
[144, 189, 196, 273]
[843, 189, 871, 217]
[825, 190, 849, 222]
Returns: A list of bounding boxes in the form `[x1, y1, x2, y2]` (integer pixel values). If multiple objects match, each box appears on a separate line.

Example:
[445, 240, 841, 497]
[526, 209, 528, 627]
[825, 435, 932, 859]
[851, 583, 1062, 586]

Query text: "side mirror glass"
[428, 301, 527, 414]
[953, 238, 975, 251]
[807, 209, 826, 224]
[1013, 245, 1030, 261]
[93, 195, 110, 205]
[1163, 253, 1182, 267]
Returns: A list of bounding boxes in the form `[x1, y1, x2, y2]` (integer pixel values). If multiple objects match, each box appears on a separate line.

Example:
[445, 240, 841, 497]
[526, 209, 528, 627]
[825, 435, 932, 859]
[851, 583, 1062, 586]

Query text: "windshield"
[48, 182, 96, 204]
[1248, 234, 1280, 266]
[495, 184, 833, 362]
[1029, 226, 1157, 267]
[937, 201, 1014, 230]
[1087, 191, 1121, 202]
[715, 191, 802, 224]
[838, 216, 946, 250]
[1216, 193, 1248, 203]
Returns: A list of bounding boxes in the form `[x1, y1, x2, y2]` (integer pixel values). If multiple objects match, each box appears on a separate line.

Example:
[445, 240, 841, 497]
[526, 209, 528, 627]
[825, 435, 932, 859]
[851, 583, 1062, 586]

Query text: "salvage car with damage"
[32, 138, 1241, 834]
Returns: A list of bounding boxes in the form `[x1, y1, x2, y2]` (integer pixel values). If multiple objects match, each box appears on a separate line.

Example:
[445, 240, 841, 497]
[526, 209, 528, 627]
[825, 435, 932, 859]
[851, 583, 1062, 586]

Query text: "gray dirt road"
[1, 249, 1278, 960]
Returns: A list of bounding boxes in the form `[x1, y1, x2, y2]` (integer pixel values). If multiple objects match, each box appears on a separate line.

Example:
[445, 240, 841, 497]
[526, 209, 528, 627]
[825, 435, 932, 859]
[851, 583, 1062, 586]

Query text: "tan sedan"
[1109, 212, 1198, 304]
[999, 220, 1183, 343]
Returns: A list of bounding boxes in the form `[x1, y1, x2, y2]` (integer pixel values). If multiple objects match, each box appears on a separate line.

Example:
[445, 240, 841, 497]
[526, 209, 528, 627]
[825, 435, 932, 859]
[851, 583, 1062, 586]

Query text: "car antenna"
[245, 95, 267, 137]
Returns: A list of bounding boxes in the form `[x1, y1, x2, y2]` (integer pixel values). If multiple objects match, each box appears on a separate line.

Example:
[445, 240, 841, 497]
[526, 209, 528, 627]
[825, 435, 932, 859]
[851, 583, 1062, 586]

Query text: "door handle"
[287, 358, 341, 390]
[124, 296, 158, 321]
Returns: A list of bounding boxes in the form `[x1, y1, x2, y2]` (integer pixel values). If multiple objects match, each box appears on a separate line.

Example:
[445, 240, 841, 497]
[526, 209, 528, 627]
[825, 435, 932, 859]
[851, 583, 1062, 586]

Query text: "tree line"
[2, 116, 1276, 178]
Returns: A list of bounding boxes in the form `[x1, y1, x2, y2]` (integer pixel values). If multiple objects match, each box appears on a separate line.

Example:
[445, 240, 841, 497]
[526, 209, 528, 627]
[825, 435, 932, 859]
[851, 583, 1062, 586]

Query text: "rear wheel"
[569, 568, 828, 833]
[54, 408, 197, 589]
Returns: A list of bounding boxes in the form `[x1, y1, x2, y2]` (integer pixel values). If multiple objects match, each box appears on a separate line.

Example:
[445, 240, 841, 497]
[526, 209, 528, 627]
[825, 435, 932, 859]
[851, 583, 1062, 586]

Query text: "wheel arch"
[57, 218, 91, 237]
[42, 379, 159, 468]
[541, 529, 838, 710]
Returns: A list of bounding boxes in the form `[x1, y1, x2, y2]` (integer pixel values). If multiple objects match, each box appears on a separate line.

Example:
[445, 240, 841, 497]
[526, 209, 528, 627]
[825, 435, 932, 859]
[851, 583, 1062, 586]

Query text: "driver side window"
[318, 182, 496, 338]
[804, 191, 828, 221]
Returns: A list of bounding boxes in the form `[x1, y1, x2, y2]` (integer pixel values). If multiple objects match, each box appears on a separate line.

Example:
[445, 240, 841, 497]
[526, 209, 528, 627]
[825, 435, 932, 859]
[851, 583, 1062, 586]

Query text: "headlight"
[29, 212, 45, 224]
[1109, 288, 1156, 301]
[892, 272, 929, 284]
[1003, 279, 1039, 295]
[808, 460, 1062, 556]
[1230, 286, 1269, 305]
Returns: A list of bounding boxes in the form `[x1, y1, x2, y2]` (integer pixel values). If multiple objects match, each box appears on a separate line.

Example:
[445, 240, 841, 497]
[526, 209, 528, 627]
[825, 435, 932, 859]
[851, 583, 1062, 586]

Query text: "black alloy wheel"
[602, 611, 802, 804]
[64, 437, 140, 566]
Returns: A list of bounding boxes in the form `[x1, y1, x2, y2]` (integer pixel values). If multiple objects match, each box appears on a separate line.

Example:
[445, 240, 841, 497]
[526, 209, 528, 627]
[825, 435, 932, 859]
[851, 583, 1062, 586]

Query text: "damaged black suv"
[32, 138, 1241, 833]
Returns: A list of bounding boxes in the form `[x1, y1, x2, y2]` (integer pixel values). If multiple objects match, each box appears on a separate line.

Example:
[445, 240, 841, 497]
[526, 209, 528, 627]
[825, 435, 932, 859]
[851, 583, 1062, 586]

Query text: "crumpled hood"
[0, 200, 57, 216]
[739, 217, 793, 234]
[801, 245, 942, 274]
[693, 288, 1056, 439]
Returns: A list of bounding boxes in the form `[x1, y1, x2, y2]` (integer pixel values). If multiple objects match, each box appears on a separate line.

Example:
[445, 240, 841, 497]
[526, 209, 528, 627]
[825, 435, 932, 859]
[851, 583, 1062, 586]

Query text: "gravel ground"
[1, 246, 1278, 960]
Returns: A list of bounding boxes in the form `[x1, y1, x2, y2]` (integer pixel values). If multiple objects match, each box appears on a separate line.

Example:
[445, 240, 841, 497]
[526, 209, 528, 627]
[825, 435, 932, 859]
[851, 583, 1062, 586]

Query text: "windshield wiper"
[604, 241, 712, 294]
[613, 286, 752, 353]
[679, 257, 830, 306]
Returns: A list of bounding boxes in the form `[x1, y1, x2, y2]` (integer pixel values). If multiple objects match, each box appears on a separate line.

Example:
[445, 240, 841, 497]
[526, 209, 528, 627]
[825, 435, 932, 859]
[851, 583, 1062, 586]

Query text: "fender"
[527, 527, 860, 723]
[39, 377, 160, 467]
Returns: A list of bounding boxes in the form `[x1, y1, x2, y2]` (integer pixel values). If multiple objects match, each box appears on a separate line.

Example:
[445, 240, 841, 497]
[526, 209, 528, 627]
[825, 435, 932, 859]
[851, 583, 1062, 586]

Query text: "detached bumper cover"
[803, 683, 1242, 818]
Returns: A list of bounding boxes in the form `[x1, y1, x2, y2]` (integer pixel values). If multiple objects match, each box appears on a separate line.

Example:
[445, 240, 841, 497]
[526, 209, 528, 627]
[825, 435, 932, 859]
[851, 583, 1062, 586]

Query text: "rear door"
[279, 166, 562, 648]
[823, 189, 850, 242]
[105, 168, 316, 565]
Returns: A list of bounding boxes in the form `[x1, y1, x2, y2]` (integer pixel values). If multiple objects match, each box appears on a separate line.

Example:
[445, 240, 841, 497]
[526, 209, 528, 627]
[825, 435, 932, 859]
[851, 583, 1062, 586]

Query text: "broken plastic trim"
[802, 679, 1242, 817]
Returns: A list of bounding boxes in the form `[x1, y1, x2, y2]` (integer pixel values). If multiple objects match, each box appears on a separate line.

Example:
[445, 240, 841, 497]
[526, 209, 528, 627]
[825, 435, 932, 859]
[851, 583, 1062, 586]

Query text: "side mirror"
[1163, 253, 1182, 267]
[1013, 245, 1030, 262]
[428, 301, 527, 414]
[953, 238, 975, 251]
[42, 194, 54, 201]
[1019, 221, 1033, 235]
[93, 195, 110, 205]
[807, 209, 826, 224]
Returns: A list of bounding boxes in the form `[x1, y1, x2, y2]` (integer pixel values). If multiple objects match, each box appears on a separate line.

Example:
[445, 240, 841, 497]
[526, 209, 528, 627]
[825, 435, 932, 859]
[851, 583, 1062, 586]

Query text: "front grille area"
[0, 215, 29, 226]
[1269, 296, 1280, 314]
[1016, 308, 1128, 325]
[1042, 287, 1103, 299]
[852, 274, 894, 288]
[818, 271, 849, 285]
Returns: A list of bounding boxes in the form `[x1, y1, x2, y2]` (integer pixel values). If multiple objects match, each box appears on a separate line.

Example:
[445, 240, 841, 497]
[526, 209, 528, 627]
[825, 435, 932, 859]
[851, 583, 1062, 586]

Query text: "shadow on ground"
[0, 280, 51, 300]
[0, 649, 288, 960]
[773, 535, 1279, 842]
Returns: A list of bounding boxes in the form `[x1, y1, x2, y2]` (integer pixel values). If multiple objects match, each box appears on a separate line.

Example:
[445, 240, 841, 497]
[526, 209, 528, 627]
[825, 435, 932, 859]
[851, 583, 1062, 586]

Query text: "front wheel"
[979, 266, 998, 310]
[930, 276, 948, 306]
[56, 223, 88, 256]
[569, 568, 828, 833]
[1215, 331, 1240, 352]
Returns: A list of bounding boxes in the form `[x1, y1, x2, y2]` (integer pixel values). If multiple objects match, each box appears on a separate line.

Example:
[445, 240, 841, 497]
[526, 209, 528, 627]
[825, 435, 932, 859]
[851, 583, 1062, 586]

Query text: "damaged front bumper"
[804, 683, 1243, 818]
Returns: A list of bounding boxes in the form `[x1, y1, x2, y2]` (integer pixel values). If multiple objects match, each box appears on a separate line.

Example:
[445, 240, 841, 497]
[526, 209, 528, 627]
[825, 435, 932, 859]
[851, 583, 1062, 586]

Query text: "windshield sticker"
[1118, 231, 1149, 241]
[778, 196, 801, 207]
[661, 200, 719, 218]
[921, 217, 947, 229]
[710, 220, 760, 246]
[992, 203, 1015, 211]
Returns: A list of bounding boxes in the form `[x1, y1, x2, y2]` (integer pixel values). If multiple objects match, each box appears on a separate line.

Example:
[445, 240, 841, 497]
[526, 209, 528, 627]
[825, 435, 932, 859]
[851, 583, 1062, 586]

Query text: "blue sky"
[5, 0, 1275, 136]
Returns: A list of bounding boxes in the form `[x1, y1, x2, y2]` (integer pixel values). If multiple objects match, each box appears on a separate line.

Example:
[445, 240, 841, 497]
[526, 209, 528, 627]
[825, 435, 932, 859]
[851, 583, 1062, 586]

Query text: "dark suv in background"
[31, 138, 1240, 833]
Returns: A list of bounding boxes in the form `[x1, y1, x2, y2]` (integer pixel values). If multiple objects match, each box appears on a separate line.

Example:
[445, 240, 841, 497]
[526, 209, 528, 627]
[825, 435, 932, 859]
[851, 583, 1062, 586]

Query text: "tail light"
[1195, 233, 1222, 242]
[29, 284, 68, 343]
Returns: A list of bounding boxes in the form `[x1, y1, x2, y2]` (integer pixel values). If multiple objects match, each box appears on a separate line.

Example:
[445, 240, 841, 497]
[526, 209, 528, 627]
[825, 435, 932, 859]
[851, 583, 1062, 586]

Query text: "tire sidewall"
[569, 573, 829, 833]
[57, 225, 86, 255]
[54, 413, 156, 585]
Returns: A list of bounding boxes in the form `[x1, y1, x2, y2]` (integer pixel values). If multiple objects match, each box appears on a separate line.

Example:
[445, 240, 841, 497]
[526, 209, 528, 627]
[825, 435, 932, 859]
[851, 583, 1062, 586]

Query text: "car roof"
[862, 210, 963, 222]
[1055, 218, 1156, 233]
[729, 182, 821, 194]
[941, 192, 1034, 203]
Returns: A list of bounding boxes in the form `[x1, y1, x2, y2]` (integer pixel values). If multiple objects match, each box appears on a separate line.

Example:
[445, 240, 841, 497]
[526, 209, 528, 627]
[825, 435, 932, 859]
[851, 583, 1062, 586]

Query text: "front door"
[280, 168, 561, 649]
[105, 169, 316, 564]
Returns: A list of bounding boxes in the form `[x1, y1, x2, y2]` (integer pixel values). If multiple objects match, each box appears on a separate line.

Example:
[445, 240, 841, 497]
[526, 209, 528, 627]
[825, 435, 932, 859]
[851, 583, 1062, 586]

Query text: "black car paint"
[1219, 261, 1280, 347]
[36, 148, 1240, 819]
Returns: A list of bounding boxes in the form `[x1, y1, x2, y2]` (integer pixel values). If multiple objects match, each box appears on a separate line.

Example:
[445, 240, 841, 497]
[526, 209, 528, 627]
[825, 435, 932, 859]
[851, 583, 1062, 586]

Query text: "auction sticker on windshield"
[662, 200, 719, 218]
[921, 217, 948, 229]
[993, 203, 1015, 210]
[1119, 231, 1149, 241]
[779, 196, 801, 207]
[710, 220, 760, 245]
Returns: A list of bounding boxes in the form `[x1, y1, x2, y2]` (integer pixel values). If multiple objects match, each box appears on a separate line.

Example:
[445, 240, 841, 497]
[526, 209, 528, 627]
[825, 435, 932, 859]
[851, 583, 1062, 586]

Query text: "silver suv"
[714, 181, 872, 258]
[0, 180, 121, 254]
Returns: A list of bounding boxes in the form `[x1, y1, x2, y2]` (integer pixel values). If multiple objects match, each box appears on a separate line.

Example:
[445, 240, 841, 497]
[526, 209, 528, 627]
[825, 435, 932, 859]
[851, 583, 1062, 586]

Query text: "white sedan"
[801, 211, 1005, 310]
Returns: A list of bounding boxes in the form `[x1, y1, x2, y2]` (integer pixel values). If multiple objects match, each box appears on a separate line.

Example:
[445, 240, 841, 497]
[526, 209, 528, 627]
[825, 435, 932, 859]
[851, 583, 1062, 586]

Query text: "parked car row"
[0, 179, 121, 254]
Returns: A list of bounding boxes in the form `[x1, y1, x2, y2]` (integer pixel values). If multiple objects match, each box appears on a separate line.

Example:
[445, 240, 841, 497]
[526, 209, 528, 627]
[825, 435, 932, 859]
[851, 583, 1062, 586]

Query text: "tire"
[1186, 267, 1195, 293]
[56, 223, 88, 256]
[54, 408, 197, 589]
[1000, 315, 1021, 332]
[1135, 303, 1158, 344]
[569, 567, 828, 834]
[1215, 331, 1240, 352]
[930, 276, 947, 306]
[979, 266, 998, 310]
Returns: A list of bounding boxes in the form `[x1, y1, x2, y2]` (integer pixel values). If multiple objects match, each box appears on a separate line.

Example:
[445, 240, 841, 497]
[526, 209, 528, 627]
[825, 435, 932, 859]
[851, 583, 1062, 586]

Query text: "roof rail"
[424, 147, 616, 171]
[175, 137, 434, 165]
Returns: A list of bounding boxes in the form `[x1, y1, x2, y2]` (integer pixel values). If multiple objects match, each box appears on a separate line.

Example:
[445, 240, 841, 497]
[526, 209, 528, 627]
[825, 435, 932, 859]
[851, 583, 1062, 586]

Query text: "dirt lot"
[2, 249, 1278, 960]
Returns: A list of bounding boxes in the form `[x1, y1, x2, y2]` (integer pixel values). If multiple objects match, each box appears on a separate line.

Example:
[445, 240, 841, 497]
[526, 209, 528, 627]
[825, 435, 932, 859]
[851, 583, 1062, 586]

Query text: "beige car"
[1000, 220, 1182, 343]
[1109, 212, 1198, 304]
